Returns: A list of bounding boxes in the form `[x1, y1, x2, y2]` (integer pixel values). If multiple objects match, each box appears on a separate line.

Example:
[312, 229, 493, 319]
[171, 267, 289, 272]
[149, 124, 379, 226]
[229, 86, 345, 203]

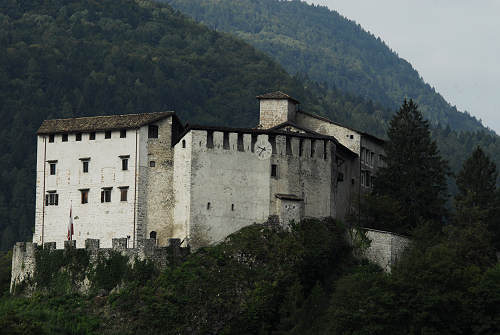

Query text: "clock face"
[255, 140, 272, 160]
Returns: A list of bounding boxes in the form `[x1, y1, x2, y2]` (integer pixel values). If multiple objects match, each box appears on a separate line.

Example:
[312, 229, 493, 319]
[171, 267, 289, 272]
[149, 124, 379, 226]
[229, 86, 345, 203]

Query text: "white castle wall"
[34, 130, 138, 249]
[361, 228, 411, 272]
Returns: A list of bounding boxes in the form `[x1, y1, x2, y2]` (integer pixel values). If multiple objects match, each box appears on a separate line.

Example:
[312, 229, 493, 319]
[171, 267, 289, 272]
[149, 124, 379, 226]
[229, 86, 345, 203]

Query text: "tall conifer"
[372, 99, 449, 234]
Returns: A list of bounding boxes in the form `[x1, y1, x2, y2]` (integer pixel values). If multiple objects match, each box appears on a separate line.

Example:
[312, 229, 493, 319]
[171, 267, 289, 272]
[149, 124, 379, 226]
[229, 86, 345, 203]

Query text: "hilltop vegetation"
[163, 0, 486, 132]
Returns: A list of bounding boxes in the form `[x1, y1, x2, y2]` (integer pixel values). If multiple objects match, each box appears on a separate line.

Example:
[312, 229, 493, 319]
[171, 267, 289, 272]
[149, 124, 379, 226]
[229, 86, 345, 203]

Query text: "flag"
[67, 205, 74, 240]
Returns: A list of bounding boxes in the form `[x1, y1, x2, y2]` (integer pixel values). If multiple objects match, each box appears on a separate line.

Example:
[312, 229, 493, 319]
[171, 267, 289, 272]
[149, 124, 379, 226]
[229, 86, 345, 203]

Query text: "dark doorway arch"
[150, 231, 157, 240]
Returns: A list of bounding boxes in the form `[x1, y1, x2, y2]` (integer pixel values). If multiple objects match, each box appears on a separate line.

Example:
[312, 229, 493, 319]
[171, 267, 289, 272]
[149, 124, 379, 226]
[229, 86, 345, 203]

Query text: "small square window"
[89, 132, 96, 140]
[148, 125, 158, 138]
[105, 131, 111, 139]
[271, 164, 277, 177]
[45, 192, 59, 206]
[62, 134, 68, 142]
[83, 161, 89, 173]
[49, 163, 56, 175]
[122, 158, 128, 171]
[80, 189, 89, 204]
[149, 161, 155, 167]
[101, 188, 112, 203]
[120, 187, 128, 201]
[76, 133, 82, 141]
[120, 129, 126, 138]
[48, 134, 54, 143]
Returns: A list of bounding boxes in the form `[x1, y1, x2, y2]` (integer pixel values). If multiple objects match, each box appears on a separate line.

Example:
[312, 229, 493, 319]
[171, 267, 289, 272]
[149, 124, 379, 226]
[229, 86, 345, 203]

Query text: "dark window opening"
[299, 139, 304, 157]
[80, 189, 89, 204]
[83, 161, 89, 173]
[237, 133, 244, 152]
[182, 140, 186, 148]
[350, 135, 354, 139]
[49, 163, 56, 175]
[150, 161, 155, 167]
[45, 192, 58, 206]
[311, 140, 316, 157]
[323, 141, 327, 159]
[223, 132, 230, 150]
[148, 125, 158, 138]
[105, 131, 111, 139]
[206, 131, 214, 148]
[231, 204, 235, 211]
[207, 202, 211, 210]
[48, 134, 54, 143]
[62, 133, 68, 142]
[286, 136, 292, 155]
[150, 231, 157, 239]
[89, 132, 96, 140]
[120, 187, 128, 201]
[271, 164, 278, 177]
[101, 188, 112, 203]
[120, 129, 126, 138]
[76, 133, 82, 141]
[122, 158, 128, 171]
[351, 178, 355, 185]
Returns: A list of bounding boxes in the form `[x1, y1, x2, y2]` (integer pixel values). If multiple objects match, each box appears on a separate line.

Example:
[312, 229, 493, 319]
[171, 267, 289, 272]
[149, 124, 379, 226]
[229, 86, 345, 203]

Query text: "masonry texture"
[28, 91, 390, 252]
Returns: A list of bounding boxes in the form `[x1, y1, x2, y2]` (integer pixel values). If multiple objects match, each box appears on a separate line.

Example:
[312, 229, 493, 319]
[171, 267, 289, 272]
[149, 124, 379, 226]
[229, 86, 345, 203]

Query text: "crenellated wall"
[10, 238, 189, 294]
[173, 129, 337, 249]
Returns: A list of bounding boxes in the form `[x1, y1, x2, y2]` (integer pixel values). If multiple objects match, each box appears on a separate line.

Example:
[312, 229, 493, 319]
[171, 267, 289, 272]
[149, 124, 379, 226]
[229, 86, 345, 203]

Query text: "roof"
[37, 112, 176, 134]
[275, 194, 303, 201]
[256, 91, 300, 104]
[297, 110, 386, 144]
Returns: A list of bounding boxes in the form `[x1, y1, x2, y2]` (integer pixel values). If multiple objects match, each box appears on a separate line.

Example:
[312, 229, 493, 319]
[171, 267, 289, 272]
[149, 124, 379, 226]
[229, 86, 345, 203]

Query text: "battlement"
[182, 129, 333, 161]
[10, 238, 189, 294]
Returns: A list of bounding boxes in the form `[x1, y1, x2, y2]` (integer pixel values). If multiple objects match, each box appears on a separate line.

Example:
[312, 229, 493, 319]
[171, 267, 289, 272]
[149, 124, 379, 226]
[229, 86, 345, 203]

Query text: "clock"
[255, 139, 272, 160]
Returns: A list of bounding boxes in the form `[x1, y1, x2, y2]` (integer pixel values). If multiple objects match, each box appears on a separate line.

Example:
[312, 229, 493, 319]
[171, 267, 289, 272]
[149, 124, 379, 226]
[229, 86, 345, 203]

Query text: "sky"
[306, 0, 500, 133]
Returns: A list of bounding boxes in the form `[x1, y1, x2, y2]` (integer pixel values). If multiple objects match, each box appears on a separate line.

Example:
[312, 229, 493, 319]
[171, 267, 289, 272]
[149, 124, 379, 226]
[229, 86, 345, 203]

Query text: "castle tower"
[257, 91, 300, 129]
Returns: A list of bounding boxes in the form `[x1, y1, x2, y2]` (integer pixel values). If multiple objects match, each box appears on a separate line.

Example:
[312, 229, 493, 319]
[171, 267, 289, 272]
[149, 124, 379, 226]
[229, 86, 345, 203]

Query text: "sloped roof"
[37, 111, 176, 134]
[256, 91, 300, 104]
[297, 110, 386, 144]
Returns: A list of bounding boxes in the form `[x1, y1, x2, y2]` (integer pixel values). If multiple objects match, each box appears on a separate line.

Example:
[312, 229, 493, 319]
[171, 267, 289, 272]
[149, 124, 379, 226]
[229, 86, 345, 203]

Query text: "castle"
[33, 91, 385, 250]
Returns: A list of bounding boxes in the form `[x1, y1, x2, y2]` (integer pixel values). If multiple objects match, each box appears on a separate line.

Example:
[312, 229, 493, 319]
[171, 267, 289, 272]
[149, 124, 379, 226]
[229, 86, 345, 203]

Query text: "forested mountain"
[162, 0, 488, 133]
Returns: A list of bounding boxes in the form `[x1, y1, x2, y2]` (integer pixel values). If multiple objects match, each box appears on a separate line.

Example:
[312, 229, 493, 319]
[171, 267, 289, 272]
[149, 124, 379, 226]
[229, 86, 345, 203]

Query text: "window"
[223, 132, 230, 150]
[310, 140, 315, 157]
[62, 133, 68, 142]
[299, 139, 304, 157]
[76, 133, 82, 141]
[337, 172, 344, 182]
[207, 202, 211, 210]
[150, 231, 157, 239]
[119, 187, 128, 201]
[82, 160, 89, 173]
[350, 135, 354, 139]
[206, 131, 214, 148]
[45, 191, 58, 206]
[80, 189, 89, 204]
[361, 148, 365, 163]
[149, 161, 155, 167]
[49, 162, 56, 175]
[120, 129, 126, 138]
[182, 140, 186, 148]
[89, 132, 96, 140]
[122, 158, 128, 171]
[237, 133, 244, 152]
[148, 125, 158, 138]
[231, 204, 235, 211]
[361, 171, 366, 187]
[105, 131, 111, 139]
[101, 188, 112, 203]
[271, 164, 278, 177]
[48, 134, 54, 143]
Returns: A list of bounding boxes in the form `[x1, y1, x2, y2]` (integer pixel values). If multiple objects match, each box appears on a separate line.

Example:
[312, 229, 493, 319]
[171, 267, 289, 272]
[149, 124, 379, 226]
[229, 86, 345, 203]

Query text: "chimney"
[257, 91, 299, 129]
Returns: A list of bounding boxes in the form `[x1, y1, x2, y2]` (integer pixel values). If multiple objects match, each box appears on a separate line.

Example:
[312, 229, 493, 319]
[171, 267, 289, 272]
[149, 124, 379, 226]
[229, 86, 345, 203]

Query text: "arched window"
[150, 231, 157, 240]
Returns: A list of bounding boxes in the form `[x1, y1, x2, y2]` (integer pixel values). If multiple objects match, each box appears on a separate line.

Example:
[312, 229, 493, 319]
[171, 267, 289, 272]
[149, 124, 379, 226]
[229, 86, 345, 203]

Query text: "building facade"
[33, 92, 384, 250]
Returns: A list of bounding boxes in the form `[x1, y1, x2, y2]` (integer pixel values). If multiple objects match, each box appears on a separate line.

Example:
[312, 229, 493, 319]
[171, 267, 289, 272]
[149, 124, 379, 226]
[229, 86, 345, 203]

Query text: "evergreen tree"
[455, 146, 497, 224]
[372, 99, 449, 234]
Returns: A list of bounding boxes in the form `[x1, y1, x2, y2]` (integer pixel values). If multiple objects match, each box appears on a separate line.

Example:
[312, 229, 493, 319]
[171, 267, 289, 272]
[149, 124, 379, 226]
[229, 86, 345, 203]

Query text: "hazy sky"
[306, 0, 500, 133]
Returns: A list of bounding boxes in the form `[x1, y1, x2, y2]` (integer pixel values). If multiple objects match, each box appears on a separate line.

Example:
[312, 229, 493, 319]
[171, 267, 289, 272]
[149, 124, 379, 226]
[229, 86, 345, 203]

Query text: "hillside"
[162, 0, 487, 133]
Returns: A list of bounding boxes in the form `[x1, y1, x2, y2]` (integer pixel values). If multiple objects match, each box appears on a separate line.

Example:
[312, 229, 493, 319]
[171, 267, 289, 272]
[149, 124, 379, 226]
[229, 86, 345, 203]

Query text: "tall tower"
[257, 91, 300, 129]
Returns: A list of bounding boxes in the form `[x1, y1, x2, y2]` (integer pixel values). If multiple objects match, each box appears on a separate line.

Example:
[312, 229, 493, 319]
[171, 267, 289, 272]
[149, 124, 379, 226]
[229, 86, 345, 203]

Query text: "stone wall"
[259, 99, 298, 129]
[10, 238, 189, 294]
[356, 228, 411, 272]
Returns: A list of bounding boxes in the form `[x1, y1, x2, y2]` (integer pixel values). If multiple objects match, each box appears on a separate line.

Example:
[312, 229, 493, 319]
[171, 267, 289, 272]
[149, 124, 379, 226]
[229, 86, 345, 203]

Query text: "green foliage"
[163, 0, 486, 133]
[0, 251, 12, 297]
[370, 100, 449, 234]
